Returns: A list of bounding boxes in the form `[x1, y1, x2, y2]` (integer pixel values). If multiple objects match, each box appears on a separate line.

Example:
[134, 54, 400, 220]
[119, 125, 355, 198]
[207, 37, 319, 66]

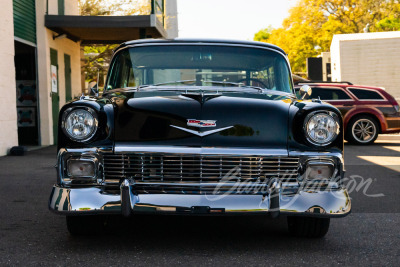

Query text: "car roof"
[294, 82, 386, 92]
[116, 38, 287, 55]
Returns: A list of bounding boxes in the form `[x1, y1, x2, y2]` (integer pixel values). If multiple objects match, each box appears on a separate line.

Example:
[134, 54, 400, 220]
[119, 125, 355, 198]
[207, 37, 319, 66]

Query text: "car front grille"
[102, 153, 300, 190]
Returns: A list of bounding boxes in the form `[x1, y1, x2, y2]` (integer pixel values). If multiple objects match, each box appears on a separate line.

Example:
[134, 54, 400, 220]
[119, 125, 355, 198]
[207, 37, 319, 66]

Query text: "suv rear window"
[309, 88, 352, 100]
[349, 88, 384, 100]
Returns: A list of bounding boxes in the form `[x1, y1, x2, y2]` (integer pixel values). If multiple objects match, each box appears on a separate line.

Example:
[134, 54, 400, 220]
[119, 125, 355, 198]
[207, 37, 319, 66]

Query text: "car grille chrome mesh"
[102, 154, 299, 188]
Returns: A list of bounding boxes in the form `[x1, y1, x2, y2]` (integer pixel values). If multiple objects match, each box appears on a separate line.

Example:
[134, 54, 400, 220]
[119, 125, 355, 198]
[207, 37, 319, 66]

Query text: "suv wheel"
[347, 115, 379, 145]
[66, 216, 106, 235]
[287, 216, 330, 238]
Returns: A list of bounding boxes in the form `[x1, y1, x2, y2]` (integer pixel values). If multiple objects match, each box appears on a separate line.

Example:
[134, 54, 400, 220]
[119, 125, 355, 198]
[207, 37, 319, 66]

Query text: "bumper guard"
[49, 180, 351, 218]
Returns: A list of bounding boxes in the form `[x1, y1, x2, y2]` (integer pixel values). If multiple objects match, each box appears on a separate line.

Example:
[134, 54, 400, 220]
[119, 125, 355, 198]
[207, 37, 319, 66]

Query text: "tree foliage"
[254, 0, 400, 73]
[78, 0, 151, 16]
[79, 0, 150, 85]
[82, 44, 118, 85]
[375, 16, 400, 31]
[254, 26, 273, 43]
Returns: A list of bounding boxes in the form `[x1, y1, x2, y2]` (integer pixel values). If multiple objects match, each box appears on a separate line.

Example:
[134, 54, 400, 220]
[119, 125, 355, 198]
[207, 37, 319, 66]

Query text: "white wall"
[165, 0, 178, 38]
[330, 37, 341, 83]
[47, 0, 58, 15]
[65, 0, 79, 15]
[48, 0, 79, 15]
[36, 0, 81, 145]
[320, 52, 331, 81]
[0, 0, 18, 156]
[331, 32, 400, 98]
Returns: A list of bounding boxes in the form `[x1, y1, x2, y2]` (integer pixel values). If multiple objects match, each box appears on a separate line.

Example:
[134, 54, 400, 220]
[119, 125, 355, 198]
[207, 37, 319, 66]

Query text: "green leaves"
[78, 0, 151, 84]
[375, 16, 400, 32]
[254, 0, 400, 74]
[78, 0, 151, 16]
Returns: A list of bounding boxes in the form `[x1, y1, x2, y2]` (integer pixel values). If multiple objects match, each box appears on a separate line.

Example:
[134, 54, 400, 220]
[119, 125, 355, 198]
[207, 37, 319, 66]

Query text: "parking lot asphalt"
[0, 136, 399, 266]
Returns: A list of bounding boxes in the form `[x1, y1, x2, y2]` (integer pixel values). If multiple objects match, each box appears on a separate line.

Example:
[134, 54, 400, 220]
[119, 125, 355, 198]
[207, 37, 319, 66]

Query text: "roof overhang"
[45, 15, 167, 44]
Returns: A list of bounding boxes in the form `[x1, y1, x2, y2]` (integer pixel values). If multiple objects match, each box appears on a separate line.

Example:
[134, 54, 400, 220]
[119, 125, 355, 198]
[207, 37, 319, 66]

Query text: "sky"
[177, 0, 298, 41]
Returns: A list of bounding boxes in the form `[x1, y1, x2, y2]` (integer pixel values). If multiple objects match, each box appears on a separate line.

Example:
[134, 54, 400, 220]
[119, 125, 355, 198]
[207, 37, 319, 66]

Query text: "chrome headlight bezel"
[303, 111, 340, 146]
[61, 107, 98, 142]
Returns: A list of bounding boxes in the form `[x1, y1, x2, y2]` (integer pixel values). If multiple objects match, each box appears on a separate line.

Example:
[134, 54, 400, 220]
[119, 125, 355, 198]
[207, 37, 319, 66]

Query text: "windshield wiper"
[103, 81, 293, 98]
[142, 80, 246, 88]
[141, 80, 197, 88]
[102, 87, 138, 96]
[139, 80, 263, 91]
[201, 80, 245, 87]
[103, 81, 197, 95]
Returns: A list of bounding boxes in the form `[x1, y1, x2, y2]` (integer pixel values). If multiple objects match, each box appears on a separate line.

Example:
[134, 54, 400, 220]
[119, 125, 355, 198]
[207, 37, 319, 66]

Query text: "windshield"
[106, 45, 293, 93]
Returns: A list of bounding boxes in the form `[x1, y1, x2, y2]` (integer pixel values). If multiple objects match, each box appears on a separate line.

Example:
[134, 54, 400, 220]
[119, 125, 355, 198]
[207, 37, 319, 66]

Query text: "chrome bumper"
[49, 184, 351, 218]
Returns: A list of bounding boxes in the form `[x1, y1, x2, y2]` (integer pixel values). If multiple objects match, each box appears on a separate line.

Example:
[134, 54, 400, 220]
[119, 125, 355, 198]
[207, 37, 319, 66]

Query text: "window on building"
[348, 88, 384, 100]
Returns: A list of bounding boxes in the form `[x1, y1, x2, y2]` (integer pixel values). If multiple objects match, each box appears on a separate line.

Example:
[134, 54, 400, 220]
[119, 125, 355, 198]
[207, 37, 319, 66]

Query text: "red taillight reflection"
[386, 93, 399, 112]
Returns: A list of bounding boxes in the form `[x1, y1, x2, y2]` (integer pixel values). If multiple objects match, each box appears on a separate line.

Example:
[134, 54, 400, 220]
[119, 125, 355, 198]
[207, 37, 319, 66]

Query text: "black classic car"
[49, 39, 351, 237]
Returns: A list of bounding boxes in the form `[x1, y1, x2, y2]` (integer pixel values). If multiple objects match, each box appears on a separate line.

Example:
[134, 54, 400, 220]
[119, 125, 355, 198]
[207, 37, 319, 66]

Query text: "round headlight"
[62, 107, 98, 142]
[304, 111, 339, 146]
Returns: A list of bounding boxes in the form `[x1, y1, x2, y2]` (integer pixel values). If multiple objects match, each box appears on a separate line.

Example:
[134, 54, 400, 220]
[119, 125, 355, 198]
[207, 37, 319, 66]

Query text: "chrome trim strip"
[289, 151, 344, 167]
[133, 194, 269, 213]
[49, 186, 121, 213]
[105, 42, 295, 96]
[133, 181, 269, 187]
[57, 148, 108, 186]
[170, 125, 234, 137]
[49, 185, 351, 217]
[61, 147, 113, 154]
[114, 145, 289, 156]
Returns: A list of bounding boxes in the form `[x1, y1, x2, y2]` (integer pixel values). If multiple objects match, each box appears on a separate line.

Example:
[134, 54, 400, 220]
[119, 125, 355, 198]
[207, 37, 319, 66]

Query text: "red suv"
[295, 82, 400, 145]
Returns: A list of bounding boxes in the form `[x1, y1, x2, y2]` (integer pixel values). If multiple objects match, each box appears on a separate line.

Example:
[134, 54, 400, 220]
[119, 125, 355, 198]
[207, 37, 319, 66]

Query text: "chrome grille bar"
[103, 153, 300, 187]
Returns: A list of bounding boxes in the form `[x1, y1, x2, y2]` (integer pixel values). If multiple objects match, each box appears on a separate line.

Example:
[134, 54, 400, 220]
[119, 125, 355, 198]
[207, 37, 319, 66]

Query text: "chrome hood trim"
[169, 125, 234, 137]
[114, 144, 288, 156]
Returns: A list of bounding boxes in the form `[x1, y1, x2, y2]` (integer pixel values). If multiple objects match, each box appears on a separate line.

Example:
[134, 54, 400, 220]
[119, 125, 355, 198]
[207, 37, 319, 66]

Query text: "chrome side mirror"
[299, 85, 312, 99]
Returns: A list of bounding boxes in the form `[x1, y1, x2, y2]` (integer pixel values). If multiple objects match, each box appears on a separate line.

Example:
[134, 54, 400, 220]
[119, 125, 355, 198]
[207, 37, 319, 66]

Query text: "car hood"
[112, 91, 294, 150]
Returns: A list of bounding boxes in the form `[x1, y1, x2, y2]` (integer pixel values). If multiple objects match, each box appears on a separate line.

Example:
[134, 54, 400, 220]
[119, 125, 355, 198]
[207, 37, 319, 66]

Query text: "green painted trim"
[58, 0, 64, 15]
[151, 0, 155, 14]
[64, 54, 72, 102]
[13, 0, 36, 44]
[50, 48, 59, 144]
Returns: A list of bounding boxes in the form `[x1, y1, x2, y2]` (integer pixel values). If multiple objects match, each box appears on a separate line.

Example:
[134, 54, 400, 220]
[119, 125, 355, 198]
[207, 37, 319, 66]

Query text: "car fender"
[343, 107, 387, 133]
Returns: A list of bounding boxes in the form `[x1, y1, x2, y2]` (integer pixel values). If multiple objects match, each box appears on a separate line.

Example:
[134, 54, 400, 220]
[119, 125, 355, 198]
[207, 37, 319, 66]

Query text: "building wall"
[330, 37, 341, 83]
[0, 0, 18, 156]
[65, 0, 79, 15]
[331, 32, 400, 99]
[48, 0, 79, 15]
[320, 52, 331, 81]
[36, 0, 81, 145]
[165, 0, 178, 38]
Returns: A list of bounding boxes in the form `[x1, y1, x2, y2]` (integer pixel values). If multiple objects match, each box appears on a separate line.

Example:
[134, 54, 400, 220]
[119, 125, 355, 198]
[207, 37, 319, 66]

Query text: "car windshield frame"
[105, 43, 294, 94]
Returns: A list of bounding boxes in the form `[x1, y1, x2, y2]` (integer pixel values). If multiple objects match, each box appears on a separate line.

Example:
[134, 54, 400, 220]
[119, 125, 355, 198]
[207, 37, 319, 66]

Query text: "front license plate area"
[191, 206, 210, 214]
[175, 206, 225, 214]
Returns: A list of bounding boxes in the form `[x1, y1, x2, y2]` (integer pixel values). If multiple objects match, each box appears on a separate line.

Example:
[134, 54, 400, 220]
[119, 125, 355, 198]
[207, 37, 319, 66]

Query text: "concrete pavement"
[0, 136, 399, 266]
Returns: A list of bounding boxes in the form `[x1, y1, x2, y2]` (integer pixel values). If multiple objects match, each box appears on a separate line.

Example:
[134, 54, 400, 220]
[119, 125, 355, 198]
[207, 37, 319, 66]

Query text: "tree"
[78, 0, 151, 16]
[254, 26, 273, 42]
[375, 16, 400, 31]
[79, 0, 151, 87]
[254, 0, 400, 74]
[81, 44, 117, 87]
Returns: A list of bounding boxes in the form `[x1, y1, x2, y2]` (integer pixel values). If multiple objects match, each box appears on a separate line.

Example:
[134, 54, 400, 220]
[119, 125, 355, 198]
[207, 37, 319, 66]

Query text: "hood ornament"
[187, 119, 216, 127]
[170, 119, 233, 137]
